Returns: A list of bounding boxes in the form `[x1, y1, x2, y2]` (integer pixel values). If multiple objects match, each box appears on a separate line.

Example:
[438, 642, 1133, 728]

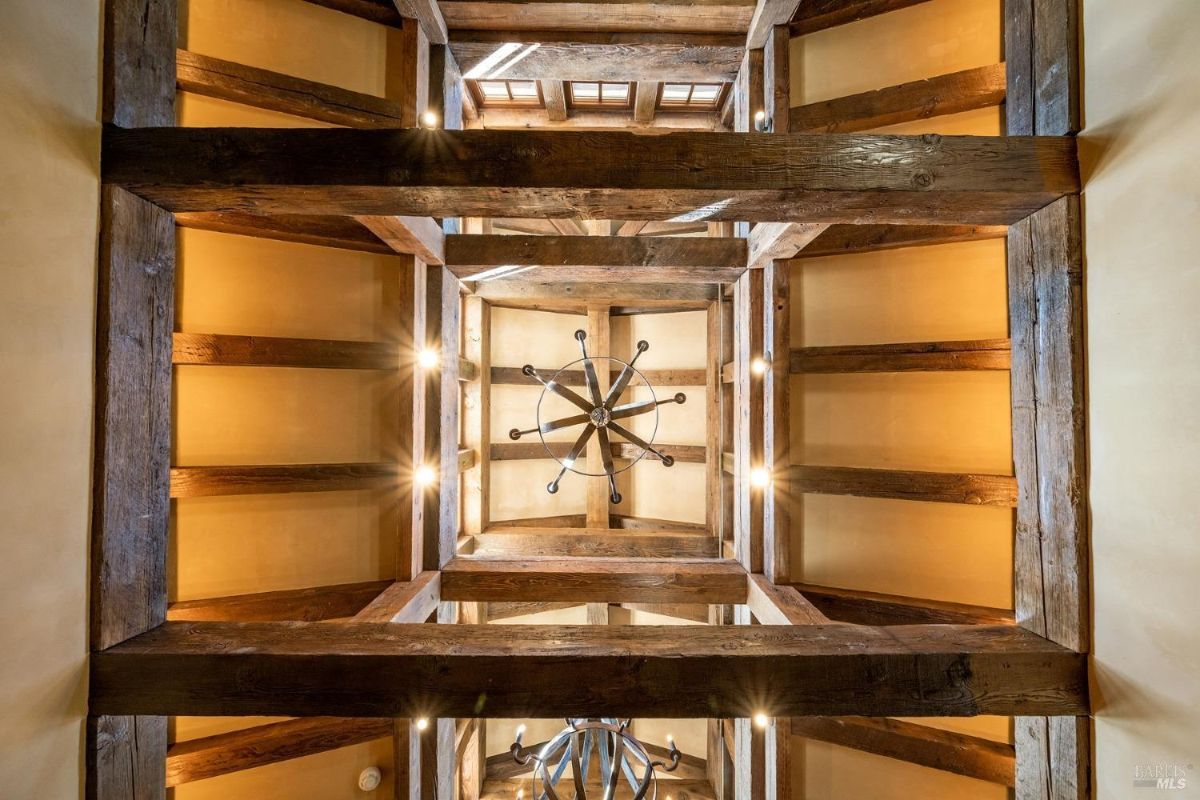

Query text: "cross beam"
[90, 622, 1087, 718]
[101, 128, 1078, 225]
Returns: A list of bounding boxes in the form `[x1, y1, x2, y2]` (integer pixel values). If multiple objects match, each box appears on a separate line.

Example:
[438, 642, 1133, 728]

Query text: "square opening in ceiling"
[659, 82, 728, 111]
[567, 81, 633, 109]
[469, 79, 544, 108]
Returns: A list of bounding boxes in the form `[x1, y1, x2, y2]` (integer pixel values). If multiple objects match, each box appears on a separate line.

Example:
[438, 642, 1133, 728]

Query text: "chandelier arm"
[610, 392, 685, 422]
[524, 365, 595, 413]
[605, 730, 626, 800]
[578, 729, 594, 789]
[608, 421, 675, 467]
[595, 425, 617, 477]
[581, 355, 605, 407]
[548, 424, 596, 493]
[602, 340, 649, 410]
[569, 730, 587, 799]
[539, 411, 592, 435]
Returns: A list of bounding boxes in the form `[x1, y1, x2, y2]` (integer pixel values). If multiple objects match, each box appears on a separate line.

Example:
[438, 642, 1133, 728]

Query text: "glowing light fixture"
[415, 718, 430, 732]
[418, 348, 440, 369]
[754, 712, 770, 729]
[415, 465, 436, 487]
[421, 109, 439, 129]
[750, 467, 771, 488]
[750, 356, 768, 375]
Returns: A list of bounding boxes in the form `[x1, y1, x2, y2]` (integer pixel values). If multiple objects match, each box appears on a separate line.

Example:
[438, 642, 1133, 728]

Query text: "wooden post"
[763, 25, 790, 133]
[733, 270, 765, 572]
[1004, 0, 1079, 135]
[586, 306, 612, 528]
[463, 298, 490, 536]
[421, 267, 460, 570]
[389, 18, 429, 128]
[90, 1, 175, 797]
[1008, 195, 1090, 800]
[706, 300, 724, 537]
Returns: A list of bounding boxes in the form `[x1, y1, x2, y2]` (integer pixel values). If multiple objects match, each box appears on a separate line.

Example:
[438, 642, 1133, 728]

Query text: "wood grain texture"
[353, 573, 442, 623]
[441, 557, 748, 603]
[172, 332, 398, 369]
[398, 0, 449, 44]
[790, 716, 1015, 786]
[744, 0, 799, 48]
[176, 49, 406, 127]
[706, 301, 724, 536]
[398, 255, 425, 581]
[790, 338, 1011, 373]
[168, 581, 392, 622]
[358, 215, 446, 264]
[635, 81, 659, 123]
[1006, 0, 1080, 135]
[103, 0, 176, 126]
[166, 718, 393, 786]
[796, 223, 1008, 258]
[585, 307, 611, 527]
[793, 583, 1015, 626]
[91, 622, 1088, 717]
[791, 465, 1018, 506]
[439, 0, 756, 34]
[789, 63, 1006, 133]
[484, 601, 583, 620]
[764, 25, 790, 132]
[170, 462, 398, 497]
[451, 38, 741, 82]
[732, 269, 764, 571]
[463, 298, 491, 535]
[762, 259, 789, 582]
[610, 514, 707, 532]
[542, 79, 568, 121]
[474, 529, 719, 558]
[490, 366, 707, 387]
[87, 715, 167, 800]
[788, 0, 932, 36]
[101, 128, 1081, 225]
[431, 267, 462, 568]
[447, 234, 746, 283]
[472, 280, 718, 312]
[746, 222, 830, 269]
[175, 211, 393, 254]
[429, 44, 464, 132]
[746, 575, 830, 625]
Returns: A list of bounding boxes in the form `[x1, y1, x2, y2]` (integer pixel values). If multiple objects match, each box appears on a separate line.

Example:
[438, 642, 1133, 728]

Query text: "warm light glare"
[666, 734, 674, 745]
[415, 465, 436, 487]
[754, 712, 770, 729]
[418, 348, 440, 369]
[422, 110, 439, 128]
[416, 718, 429, 731]
[754, 110, 765, 122]
[750, 467, 771, 488]
[750, 356, 768, 375]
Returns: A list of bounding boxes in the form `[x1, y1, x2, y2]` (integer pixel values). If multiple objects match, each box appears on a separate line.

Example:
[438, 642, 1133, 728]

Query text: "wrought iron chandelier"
[509, 330, 686, 503]
[510, 718, 681, 800]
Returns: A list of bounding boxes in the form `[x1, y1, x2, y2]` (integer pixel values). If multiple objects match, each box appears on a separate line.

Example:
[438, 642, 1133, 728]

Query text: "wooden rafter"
[791, 464, 1018, 506]
[472, 529, 719, 558]
[353, 572, 442, 623]
[797, 222, 1008, 258]
[167, 581, 393, 622]
[794, 583, 1015, 626]
[91, 622, 1087, 718]
[438, 0, 756, 34]
[170, 463, 398, 498]
[172, 332, 399, 370]
[790, 338, 1012, 373]
[175, 212, 394, 254]
[788, 0, 933, 36]
[101, 128, 1080, 225]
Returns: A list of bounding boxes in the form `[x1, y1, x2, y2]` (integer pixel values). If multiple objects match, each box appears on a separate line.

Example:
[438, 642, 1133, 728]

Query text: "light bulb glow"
[754, 712, 770, 729]
[750, 356, 768, 375]
[416, 717, 429, 731]
[422, 109, 439, 129]
[418, 348, 440, 369]
[750, 467, 771, 488]
[415, 465, 436, 487]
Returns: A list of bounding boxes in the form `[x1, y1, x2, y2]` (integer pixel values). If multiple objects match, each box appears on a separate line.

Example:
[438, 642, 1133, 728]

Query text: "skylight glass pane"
[691, 84, 720, 103]
[479, 81, 509, 99]
[509, 81, 538, 98]
[572, 82, 599, 100]
[602, 83, 629, 102]
[662, 84, 691, 102]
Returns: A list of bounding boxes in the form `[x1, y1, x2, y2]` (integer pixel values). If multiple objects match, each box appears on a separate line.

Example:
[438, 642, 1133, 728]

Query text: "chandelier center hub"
[589, 406, 612, 428]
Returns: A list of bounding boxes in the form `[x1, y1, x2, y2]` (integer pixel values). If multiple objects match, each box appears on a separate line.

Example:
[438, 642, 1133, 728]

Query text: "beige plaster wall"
[1082, 0, 1200, 795]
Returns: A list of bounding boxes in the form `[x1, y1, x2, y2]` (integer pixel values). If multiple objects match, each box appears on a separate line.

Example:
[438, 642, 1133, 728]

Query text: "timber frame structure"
[90, 0, 1089, 798]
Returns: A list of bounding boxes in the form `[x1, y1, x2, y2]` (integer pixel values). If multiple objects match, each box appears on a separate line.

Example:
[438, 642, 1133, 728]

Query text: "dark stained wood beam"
[439, 0, 756, 34]
[797, 223, 1008, 258]
[167, 717, 393, 786]
[176, 49, 406, 127]
[473, 529, 719, 558]
[790, 338, 1011, 373]
[168, 581, 392, 622]
[170, 463, 398, 498]
[788, 0, 933, 36]
[358, 215, 446, 264]
[490, 365, 708, 387]
[790, 63, 1006, 133]
[172, 332, 398, 370]
[101, 128, 1080, 226]
[302, 0, 404, 26]
[353, 572, 442, 623]
[790, 716, 1015, 786]
[791, 465, 1018, 506]
[440, 557, 748, 603]
[450, 35, 741, 82]
[794, 583, 1015, 627]
[176, 212, 393, 254]
[446, 234, 747, 283]
[90, 622, 1089, 718]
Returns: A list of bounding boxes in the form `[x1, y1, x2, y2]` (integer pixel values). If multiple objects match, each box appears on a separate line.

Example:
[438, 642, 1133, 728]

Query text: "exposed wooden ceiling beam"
[796, 223, 1008, 258]
[471, 108, 723, 130]
[484, 600, 584, 620]
[357, 214, 446, 263]
[103, 128, 1079, 225]
[490, 365, 706, 387]
[167, 718, 394, 786]
[450, 36, 741, 82]
[634, 80, 660, 123]
[746, 574, 831, 624]
[301, 0, 404, 27]
[473, 529, 719, 558]
[166, 581, 392, 622]
[790, 716, 1015, 786]
[172, 332, 398, 370]
[791, 338, 1012, 373]
[790, 63, 1006, 133]
[395, 0, 449, 43]
[175, 212, 393, 254]
[439, 0, 756, 34]
[746, 221, 830, 268]
[352, 572, 442, 623]
[791, 465, 1018, 506]
[440, 557, 748, 603]
[745, 0, 801, 48]
[89, 622, 1089, 717]
[541, 79, 568, 121]
[471, 279, 718, 312]
[446, 233, 746, 283]
[789, 0, 934, 37]
[617, 220, 650, 236]
[793, 583, 1016, 627]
